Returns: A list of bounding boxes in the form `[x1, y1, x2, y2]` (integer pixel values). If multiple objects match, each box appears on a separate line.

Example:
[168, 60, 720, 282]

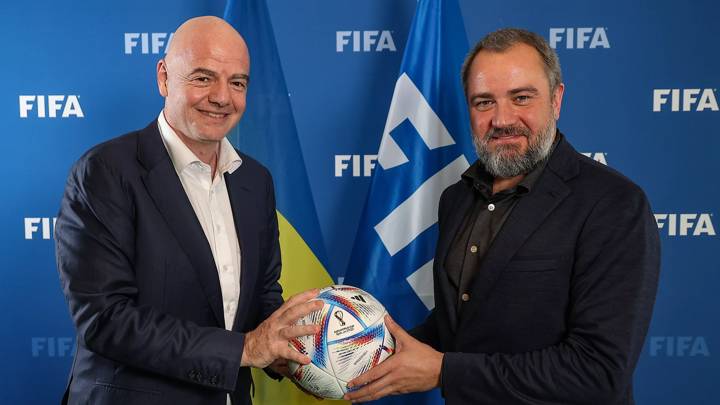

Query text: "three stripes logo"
[350, 295, 367, 303]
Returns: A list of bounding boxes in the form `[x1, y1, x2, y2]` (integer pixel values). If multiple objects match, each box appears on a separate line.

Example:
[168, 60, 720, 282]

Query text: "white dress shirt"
[157, 111, 243, 331]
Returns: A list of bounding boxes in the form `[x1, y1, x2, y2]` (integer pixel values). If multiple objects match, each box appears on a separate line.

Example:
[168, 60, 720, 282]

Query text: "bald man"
[55, 16, 320, 405]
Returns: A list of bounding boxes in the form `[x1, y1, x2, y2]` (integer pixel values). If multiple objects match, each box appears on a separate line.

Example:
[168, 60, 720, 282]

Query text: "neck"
[176, 131, 221, 179]
[492, 174, 525, 194]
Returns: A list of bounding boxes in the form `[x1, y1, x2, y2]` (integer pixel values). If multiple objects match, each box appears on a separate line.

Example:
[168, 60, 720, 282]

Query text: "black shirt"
[444, 151, 551, 313]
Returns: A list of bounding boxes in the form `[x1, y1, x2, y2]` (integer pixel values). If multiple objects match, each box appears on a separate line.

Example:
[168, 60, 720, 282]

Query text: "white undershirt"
[157, 111, 243, 332]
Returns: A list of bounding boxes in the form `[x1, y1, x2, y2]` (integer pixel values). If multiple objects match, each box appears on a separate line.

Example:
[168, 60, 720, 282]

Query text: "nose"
[491, 100, 517, 128]
[208, 81, 230, 107]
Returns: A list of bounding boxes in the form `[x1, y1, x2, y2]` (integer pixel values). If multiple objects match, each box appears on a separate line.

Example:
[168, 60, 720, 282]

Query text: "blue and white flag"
[345, 0, 475, 403]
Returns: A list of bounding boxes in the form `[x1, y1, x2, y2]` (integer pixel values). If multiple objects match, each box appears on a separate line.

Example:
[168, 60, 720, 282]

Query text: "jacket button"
[461, 293, 470, 302]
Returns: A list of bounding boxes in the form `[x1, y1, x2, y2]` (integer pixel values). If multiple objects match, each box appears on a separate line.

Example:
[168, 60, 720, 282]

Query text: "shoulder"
[234, 149, 272, 180]
[73, 126, 147, 176]
[575, 151, 647, 202]
[552, 135, 648, 204]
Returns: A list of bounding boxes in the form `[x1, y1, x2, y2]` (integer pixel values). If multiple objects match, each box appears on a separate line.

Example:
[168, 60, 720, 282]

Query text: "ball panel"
[291, 362, 345, 400]
[318, 285, 387, 326]
[328, 316, 395, 382]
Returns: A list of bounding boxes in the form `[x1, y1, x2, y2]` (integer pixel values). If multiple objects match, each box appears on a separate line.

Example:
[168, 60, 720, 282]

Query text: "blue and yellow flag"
[345, 0, 475, 403]
[224, 1, 336, 404]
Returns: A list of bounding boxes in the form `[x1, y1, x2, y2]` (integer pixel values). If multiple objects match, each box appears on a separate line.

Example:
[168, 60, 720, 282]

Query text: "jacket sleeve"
[55, 155, 245, 392]
[441, 185, 660, 404]
[258, 169, 284, 322]
[258, 169, 285, 381]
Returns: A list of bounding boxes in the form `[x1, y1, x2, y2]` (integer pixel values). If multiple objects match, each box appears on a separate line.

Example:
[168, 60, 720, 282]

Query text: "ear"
[157, 59, 169, 97]
[552, 83, 565, 120]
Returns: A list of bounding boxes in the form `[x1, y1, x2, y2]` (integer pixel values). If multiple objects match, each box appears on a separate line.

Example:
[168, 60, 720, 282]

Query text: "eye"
[231, 80, 248, 91]
[192, 76, 212, 85]
[514, 95, 531, 104]
[473, 99, 494, 111]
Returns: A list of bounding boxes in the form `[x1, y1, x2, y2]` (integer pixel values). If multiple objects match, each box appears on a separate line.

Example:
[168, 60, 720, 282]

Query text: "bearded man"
[345, 28, 660, 405]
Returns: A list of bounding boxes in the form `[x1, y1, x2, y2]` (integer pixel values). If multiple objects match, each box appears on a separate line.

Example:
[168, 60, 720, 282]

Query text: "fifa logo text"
[335, 155, 378, 177]
[654, 213, 715, 236]
[336, 31, 396, 52]
[653, 89, 718, 112]
[649, 336, 710, 357]
[24, 217, 56, 240]
[124, 33, 173, 54]
[19, 95, 83, 118]
[31, 337, 74, 357]
[549, 27, 610, 49]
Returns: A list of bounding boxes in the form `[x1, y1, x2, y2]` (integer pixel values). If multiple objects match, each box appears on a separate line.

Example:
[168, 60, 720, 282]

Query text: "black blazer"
[55, 121, 283, 405]
[412, 133, 660, 405]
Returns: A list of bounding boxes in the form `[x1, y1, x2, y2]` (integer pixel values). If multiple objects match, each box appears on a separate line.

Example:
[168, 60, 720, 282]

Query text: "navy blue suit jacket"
[412, 133, 660, 404]
[55, 121, 283, 405]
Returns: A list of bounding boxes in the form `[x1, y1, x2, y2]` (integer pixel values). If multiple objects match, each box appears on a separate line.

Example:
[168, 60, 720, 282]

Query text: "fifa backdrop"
[1, 0, 718, 404]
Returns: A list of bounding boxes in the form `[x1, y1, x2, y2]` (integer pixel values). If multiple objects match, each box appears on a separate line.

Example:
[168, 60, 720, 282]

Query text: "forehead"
[467, 43, 549, 92]
[176, 38, 249, 73]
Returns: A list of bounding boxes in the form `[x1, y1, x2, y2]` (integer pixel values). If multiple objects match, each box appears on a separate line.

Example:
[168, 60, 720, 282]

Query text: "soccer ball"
[288, 285, 395, 399]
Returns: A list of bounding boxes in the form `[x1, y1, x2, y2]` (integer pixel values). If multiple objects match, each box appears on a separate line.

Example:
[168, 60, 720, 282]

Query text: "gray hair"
[461, 28, 562, 95]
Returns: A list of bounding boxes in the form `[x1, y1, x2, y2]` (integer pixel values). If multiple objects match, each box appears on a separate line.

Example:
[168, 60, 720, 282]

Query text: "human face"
[466, 43, 564, 177]
[157, 38, 249, 146]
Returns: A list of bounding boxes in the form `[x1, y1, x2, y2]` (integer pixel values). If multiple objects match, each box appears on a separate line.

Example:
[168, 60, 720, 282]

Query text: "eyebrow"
[189, 68, 250, 83]
[508, 86, 539, 96]
[469, 86, 540, 103]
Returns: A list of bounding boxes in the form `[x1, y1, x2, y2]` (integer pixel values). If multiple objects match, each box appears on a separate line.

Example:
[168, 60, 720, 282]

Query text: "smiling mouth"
[198, 109, 230, 119]
[490, 134, 525, 143]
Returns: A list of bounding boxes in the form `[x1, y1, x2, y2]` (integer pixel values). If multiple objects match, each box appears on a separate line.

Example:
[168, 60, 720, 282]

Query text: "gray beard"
[473, 119, 556, 178]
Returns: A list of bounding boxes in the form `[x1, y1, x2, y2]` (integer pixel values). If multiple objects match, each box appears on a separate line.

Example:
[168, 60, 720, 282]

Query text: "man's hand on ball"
[343, 315, 443, 402]
[269, 359, 325, 400]
[241, 289, 322, 369]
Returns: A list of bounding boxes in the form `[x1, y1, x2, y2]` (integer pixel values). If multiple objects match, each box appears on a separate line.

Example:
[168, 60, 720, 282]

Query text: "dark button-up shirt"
[444, 150, 552, 313]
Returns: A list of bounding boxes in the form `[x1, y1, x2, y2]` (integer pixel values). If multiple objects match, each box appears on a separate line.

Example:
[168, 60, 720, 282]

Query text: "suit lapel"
[225, 164, 259, 332]
[458, 135, 577, 328]
[137, 122, 225, 328]
[435, 185, 475, 333]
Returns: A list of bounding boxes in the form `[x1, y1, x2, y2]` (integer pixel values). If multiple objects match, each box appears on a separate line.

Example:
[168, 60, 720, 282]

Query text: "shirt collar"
[157, 110, 242, 176]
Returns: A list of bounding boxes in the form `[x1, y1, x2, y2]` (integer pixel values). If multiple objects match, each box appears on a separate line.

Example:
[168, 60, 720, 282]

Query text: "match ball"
[288, 285, 395, 399]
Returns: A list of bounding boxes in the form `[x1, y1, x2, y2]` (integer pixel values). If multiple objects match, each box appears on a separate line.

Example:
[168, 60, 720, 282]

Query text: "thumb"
[384, 314, 410, 341]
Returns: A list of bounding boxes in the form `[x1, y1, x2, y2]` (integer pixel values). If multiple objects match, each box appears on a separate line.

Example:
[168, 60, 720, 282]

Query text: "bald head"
[165, 16, 248, 68]
[157, 16, 251, 158]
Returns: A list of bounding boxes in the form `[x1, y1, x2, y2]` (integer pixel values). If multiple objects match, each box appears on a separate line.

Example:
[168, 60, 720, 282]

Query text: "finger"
[283, 288, 321, 308]
[280, 299, 324, 325]
[347, 357, 394, 388]
[384, 315, 410, 340]
[281, 324, 320, 340]
[350, 381, 397, 403]
[280, 346, 312, 365]
[345, 372, 395, 402]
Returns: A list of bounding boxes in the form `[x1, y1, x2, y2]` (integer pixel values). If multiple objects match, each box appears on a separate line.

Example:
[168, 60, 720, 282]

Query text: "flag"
[344, 0, 475, 403]
[223, 1, 336, 404]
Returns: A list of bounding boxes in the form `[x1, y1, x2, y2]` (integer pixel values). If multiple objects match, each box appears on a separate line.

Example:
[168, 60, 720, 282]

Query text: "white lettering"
[18, 96, 83, 118]
[124, 32, 172, 54]
[654, 88, 718, 112]
[336, 30, 396, 52]
[334, 154, 378, 177]
[654, 213, 716, 236]
[549, 27, 610, 49]
[24, 217, 56, 239]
